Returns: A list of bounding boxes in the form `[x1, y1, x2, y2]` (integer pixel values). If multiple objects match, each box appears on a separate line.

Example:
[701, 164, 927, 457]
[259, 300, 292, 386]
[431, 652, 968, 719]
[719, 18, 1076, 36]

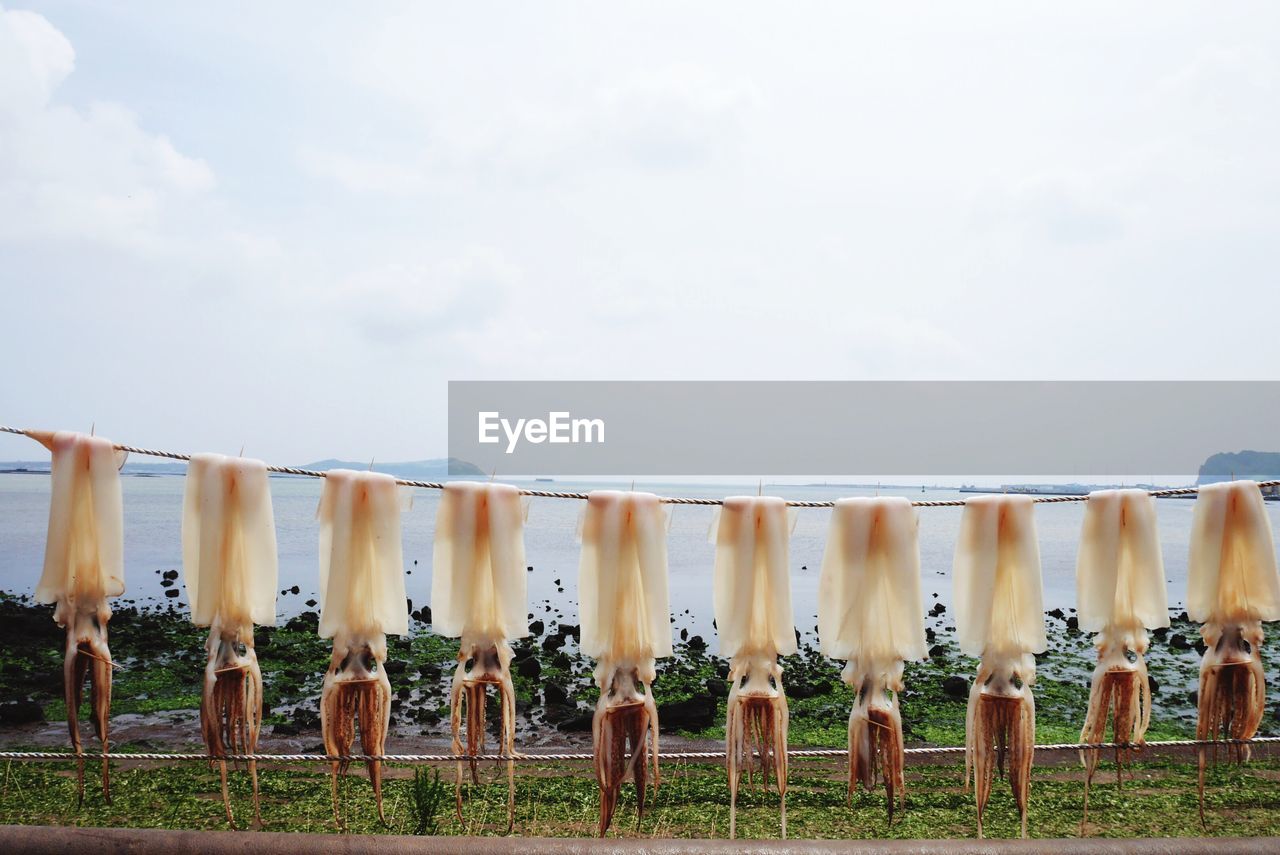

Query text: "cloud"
[974, 175, 1124, 245]
[332, 248, 521, 343]
[0, 6, 215, 253]
[301, 62, 757, 191]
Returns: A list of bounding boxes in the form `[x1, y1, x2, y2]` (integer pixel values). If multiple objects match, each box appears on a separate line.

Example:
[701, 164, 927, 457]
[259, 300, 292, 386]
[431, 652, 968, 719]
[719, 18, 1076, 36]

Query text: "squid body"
[316, 469, 409, 825]
[817, 497, 926, 820]
[1186, 480, 1280, 822]
[182, 453, 278, 826]
[954, 495, 1045, 839]
[430, 481, 528, 829]
[578, 491, 670, 836]
[31, 430, 125, 804]
[712, 496, 795, 839]
[1074, 489, 1167, 817]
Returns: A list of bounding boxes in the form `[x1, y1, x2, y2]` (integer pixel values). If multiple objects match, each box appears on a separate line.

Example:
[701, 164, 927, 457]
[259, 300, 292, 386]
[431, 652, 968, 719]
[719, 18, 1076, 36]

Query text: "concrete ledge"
[1, 826, 1278, 855]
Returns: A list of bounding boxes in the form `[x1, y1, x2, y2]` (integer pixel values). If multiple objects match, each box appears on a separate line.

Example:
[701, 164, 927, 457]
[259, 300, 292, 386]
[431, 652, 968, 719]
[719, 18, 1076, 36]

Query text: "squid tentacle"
[448, 638, 517, 830]
[320, 634, 392, 827]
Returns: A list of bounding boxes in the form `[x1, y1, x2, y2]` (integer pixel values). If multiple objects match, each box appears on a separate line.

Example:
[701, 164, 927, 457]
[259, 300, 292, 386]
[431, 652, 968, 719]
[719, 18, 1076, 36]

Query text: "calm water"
[0, 473, 1264, 640]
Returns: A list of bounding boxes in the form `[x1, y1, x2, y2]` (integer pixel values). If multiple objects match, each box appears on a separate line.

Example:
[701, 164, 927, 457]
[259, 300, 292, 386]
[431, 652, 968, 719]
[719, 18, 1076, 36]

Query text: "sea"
[0, 473, 1268, 641]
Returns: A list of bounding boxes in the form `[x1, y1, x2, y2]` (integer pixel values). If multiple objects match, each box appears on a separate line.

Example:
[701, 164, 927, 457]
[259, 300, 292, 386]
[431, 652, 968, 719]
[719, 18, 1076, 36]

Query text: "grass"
[1, 753, 1278, 839]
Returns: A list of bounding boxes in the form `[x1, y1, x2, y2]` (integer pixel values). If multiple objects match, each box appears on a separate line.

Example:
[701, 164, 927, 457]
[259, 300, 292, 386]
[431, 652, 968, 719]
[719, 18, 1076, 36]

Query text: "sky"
[1, 2, 1279, 467]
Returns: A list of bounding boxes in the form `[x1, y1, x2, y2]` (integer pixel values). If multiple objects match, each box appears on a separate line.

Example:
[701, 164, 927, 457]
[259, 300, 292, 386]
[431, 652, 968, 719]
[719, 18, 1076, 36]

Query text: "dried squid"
[317, 469, 409, 826]
[578, 491, 670, 836]
[182, 453, 278, 826]
[1186, 480, 1280, 823]
[817, 497, 926, 820]
[712, 496, 795, 839]
[30, 430, 125, 804]
[954, 495, 1045, 839]
[431, 481, 528, 829]
[1074, 488, 1167, 820]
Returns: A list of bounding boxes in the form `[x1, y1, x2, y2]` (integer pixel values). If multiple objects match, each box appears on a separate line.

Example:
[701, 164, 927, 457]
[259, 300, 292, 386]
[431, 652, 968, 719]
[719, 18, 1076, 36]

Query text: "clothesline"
[3, 424, 1277, 509]
[2, 736, 1277, 764]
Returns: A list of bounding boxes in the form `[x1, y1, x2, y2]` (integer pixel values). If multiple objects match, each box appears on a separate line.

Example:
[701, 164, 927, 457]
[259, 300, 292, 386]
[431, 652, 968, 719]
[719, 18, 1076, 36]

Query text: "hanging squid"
[712, 496, 795, 839]
[817, 497, 926, 820]
[578, 491, 671, 836]
[954, 495, 1045, 839]
[1074, 488, 1167, 820]
[182, 453, 279, 826]
[316, 469, 409, 826]
[431, 481, 529, 830]
[1186, 480, 1280, 823]
[29, 430, 125, 804]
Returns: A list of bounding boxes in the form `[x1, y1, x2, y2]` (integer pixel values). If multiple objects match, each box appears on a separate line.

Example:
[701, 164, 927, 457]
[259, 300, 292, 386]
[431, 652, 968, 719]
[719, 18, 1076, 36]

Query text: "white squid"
[817, 497, 926, 820]
[30, 430, 125, 805]
[430, 481, 528, 830]
[316, 469, 409, 826]
[1074, 488, 1167, 820]
[182, 453, 278, 826]
[712, 496, 795, 840]
[954, 495, 1045, 839]
[1186, 480, 1280, 823]
[578, 491, 671, 836]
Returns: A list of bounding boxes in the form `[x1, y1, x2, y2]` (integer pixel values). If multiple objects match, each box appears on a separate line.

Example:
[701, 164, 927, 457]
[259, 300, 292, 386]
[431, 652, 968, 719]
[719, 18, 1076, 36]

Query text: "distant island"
[1197, 450, 1280, 485]
[299, 458, 485, 478]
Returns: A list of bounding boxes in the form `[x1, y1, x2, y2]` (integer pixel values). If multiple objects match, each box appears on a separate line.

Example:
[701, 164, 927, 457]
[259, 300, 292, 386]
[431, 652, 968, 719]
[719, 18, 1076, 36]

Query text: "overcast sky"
[1, 2, 1278, 466]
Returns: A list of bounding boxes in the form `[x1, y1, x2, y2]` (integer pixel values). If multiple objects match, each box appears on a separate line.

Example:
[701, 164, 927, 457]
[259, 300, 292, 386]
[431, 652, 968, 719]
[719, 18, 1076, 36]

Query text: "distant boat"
[535, 477, 554, 482]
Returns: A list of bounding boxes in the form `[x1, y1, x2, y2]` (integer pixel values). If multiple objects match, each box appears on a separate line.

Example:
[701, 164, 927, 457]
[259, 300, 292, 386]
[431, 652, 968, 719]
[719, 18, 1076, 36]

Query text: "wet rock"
[290, 585, 300, 595]
[552, 653, 572, 670]
[929, 603, 945, 617]
[942, 676, 969, 699]
[1194, 640, 1208, 655]
[164, 589, 180, 598]
[384, 659, 407, 676]
[542, 702, 574, 724]
[557, 711, 593, 732]
[1151, 626, 1168, 641]
[285, 612, 319, 633]
[1169, 633, 1192, 650]
[418, 663, 442, 680]
[658, 694, 716, 731]
[291, 707, 320, 730]
[686, 635, 708, 652]
[529, 620, 545, 636]
[160, 578, 174, 588]
[272, 721, 300, 736]
[162, 569, 179, 581]
[1065, 616, 1079, 630]
[517, 657, 541, 679]
[1189, 690, 1198, 706]
[705, 678, 728, 697]
[928, 644, 947, 659]
[1148, 675, 1159, 695]
[541, 634, 566, 653]
[543, 683, 570, 706]
[680, 628, 689, 641]
[0, 701, 44, 725]
[558, 623, 580, 641]
[925, 627, 937, 643]
[1047, 608, 1065, 620]
[789, 680, 831, 700]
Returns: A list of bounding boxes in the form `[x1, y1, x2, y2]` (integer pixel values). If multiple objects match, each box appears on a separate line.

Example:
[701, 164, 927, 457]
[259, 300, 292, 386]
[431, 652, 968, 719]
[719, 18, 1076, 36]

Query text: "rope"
[0, 737, 1276, 764]
[3, 425, 1273, 509]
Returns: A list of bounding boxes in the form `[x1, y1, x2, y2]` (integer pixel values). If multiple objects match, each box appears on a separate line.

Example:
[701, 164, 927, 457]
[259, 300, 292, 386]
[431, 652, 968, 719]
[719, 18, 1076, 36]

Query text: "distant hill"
[299, 458, 485, 479]
[1, 457, 485, 479]
[1197, 450, 1280, 485]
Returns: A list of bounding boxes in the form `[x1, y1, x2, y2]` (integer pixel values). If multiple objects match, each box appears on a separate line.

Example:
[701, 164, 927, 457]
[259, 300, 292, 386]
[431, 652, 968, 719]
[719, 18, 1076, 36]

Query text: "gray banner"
[447, 381, 1280, 477]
